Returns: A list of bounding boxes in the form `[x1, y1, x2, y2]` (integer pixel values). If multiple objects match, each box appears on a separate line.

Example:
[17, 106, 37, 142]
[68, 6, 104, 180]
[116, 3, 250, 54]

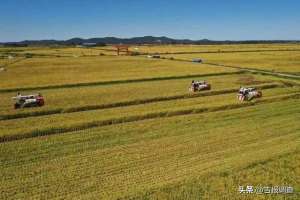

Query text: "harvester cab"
[237, 87, 262, 101]
[12, 93, 45, 109]
[189, 80, 211, 92]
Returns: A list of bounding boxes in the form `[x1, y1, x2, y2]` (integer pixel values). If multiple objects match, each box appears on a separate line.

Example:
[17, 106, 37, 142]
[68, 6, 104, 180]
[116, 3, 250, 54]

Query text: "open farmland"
[20, 47, 116, 56]
[0, 73, 278, 116]
[164, 51, 300, 75]
[106, 44, 300, 54]
[0, 44, 299, 200]
[0, 46, 117, 58]
[0, 56, 236, 89]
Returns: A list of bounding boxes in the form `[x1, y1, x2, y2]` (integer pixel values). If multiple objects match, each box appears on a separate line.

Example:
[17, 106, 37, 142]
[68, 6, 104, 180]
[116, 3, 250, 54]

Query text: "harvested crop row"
[0, 73, 277, 116]
[1, 86, 296, 137]
[0, 82, 284, 121]
[1, 88, 299, 142]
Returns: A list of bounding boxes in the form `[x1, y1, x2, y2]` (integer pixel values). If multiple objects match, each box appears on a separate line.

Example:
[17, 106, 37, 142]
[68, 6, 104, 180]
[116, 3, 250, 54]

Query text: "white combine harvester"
[237, 87, 262, 101]
[12, 93, 45, 109]
[189, 80, 211, 92]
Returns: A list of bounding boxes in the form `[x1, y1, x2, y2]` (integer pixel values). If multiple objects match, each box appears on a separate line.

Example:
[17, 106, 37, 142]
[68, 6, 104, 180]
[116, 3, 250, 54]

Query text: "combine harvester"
[237, 87, 262, 101]
[189, 80, 211, 92]
[12, 93, 45, 109]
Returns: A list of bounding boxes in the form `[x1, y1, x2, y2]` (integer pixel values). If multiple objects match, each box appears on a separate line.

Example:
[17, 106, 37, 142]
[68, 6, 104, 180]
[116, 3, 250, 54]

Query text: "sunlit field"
[0, 44, 299, 199]
[164, 51, 300, 75]
[133, 43, 300, 54]
[0, 56, 236, 89]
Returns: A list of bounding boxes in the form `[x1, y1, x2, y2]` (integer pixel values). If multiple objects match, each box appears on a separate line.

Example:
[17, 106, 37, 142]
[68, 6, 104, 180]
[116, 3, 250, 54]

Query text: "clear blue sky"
[1, 0, 300, 42]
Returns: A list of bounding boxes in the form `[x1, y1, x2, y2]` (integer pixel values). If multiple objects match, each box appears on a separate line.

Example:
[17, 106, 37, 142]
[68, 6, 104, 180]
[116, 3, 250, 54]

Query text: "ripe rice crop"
[1, 45, 299, 200]
[1, 99, 299, 199]
[1, 86, 299, 141]
[135, 44, 300, 54]
[165, 51, 300, 74]
[0, 73, 271, 116]
[0, 56, 236, 89]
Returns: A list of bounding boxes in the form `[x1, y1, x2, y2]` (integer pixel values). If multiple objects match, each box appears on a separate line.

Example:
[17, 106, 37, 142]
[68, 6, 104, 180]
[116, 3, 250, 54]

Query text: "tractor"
[237, 87, 262, 101]
[189, 80, 211, 92]
[12, 93, 45, 109]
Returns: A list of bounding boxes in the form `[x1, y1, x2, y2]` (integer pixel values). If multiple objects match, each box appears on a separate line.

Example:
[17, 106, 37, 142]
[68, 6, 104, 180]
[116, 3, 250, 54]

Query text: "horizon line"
[1, 35, 300, 43]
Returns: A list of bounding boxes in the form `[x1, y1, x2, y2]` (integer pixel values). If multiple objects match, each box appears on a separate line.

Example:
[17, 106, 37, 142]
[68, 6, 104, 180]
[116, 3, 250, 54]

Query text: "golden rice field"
[0, 56, 236, 89]
[0, 44, 299, 200]
[0, 73, 276, 115]
[106, 43, 300, 54]
[0, 46, 116, 57]
[164, 51, 300, 74]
